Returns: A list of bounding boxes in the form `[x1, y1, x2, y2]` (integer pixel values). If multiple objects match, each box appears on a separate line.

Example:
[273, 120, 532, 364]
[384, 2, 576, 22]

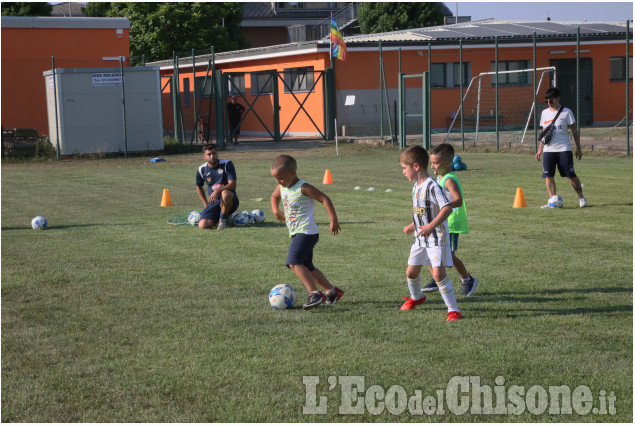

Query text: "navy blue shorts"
[542, 151, 577, 178]
[286, 233, 319, 271]
[201, 192, 239, 222]
[449, 233, 459, 252]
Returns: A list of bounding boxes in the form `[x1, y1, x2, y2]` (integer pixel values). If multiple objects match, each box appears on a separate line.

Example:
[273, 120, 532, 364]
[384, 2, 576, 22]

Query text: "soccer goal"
[445, 67, 556, 144]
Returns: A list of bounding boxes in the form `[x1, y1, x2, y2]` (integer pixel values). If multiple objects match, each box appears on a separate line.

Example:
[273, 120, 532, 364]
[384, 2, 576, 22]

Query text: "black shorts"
[286, 233, 319, 271]
[542, 151, 577, 178]
[201, 192, 239, 222]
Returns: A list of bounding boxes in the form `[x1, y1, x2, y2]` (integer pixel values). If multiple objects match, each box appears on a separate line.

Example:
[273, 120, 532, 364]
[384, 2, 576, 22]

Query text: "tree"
[358, 2, 444, 34]
[83, 2, 247, 62]
[1, 2, 52, 16]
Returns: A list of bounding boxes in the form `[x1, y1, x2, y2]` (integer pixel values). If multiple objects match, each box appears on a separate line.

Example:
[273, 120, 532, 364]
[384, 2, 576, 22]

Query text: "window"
[430, 62, 470, 88]
[195, 76, 213, 98]
[610, 57, 633, 80]
[283, 67, 314, 93]
[250, 71, 275, 95]
[227, 73, 246, 96]
[452, 62, 470, 87]
[430, 63, 446, 88]
[491, 60, 531, 85]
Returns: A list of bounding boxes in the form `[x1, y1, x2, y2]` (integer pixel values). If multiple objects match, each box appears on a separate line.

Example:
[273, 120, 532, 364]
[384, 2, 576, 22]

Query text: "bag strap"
[552, 105, 564, 123]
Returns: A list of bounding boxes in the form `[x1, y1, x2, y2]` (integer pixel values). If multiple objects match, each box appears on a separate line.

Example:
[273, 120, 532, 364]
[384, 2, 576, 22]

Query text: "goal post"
[445, 67, 556, 144]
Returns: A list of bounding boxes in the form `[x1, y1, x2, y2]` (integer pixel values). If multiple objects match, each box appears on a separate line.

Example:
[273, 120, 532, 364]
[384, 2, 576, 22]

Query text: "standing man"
[227, 96, 245, 145]
[196, 143, 239, 230]
[535, 87, 588, 208]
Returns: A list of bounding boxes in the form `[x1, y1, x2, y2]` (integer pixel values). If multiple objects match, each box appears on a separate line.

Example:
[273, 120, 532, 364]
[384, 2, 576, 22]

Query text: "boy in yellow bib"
[423, 144, 478, 296]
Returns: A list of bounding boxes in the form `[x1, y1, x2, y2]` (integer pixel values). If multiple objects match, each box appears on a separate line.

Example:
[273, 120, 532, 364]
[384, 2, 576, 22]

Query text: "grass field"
[1, 143, 632, 422]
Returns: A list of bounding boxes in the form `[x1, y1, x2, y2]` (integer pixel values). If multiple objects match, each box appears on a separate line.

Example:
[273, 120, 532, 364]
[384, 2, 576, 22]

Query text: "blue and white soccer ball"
[269, 284, 296, 309]
[453, 155, 462, 164]
[251, 209, 265, 223]
[230, 211, 249, 227]
[188, 211, 202, 226]
[31, 216, 48, 230]
[241, 210, 255, 225]
[548, 195, 564, 208]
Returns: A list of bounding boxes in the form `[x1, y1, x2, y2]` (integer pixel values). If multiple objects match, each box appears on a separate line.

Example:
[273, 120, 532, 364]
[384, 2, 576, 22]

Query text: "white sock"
[407, 276, 424, 301]
[437, 276, 460, 312]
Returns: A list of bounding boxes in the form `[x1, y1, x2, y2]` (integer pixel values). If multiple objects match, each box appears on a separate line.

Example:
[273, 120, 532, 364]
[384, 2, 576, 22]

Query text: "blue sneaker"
[421, 278, 439, 292]
[461, 276, 478, 296]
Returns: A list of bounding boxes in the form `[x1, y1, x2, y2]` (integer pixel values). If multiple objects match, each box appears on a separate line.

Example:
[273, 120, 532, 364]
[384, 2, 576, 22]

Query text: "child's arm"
[270, 185, 285, 222]
[444, 178, 463, 209]
[417, 205, 452, 238]
[404, 222, 415, 235]
[301, 183, 340, 235]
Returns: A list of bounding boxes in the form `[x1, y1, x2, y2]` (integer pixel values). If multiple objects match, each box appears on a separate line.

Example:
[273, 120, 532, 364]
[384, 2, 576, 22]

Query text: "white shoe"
[541, 204, 555, 209]
[579, 197, 588, 208]
[217, 219, 227, 230]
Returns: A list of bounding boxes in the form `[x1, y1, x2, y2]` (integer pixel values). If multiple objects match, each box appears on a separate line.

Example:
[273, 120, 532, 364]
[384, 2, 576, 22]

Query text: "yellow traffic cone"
[161, 188, 173, 207]
[513, 187, 527, 208]
[323, 169, 333, 184]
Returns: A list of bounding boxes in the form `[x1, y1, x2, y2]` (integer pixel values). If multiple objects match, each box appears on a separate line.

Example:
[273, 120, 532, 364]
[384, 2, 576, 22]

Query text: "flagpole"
[329, 13, 333, 69]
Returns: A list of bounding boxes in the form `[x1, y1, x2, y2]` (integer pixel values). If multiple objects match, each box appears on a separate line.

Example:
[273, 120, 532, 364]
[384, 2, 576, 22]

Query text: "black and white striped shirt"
[411, 177, 451, 247]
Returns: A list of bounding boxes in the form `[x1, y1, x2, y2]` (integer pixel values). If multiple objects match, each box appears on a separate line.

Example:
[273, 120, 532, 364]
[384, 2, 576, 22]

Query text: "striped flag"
[330, 16, 347, 61]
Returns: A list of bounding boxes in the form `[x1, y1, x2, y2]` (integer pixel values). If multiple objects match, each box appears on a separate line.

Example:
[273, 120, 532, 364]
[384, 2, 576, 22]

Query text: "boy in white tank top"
[270, 155, 344, 309]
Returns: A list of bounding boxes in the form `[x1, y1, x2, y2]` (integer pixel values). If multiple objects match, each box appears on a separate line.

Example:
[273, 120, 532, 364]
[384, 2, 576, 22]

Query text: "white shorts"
[408, 243, 453, 268]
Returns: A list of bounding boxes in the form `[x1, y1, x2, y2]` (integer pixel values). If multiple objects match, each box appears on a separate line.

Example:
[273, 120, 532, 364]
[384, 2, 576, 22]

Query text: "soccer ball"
[251, 209, 265, 223]
[230, 211, 249, 227]
[188, 211, 202, 226]
[31, 216, 48, 230]
[269, 284, 296, 309]
[242, 210, 255, 225]
[548, 195, 564, 208]
[453, 155, 462, 164]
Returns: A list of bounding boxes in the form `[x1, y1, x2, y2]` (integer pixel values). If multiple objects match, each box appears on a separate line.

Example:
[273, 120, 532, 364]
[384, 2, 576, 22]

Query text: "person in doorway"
[227, 96, 245, 145]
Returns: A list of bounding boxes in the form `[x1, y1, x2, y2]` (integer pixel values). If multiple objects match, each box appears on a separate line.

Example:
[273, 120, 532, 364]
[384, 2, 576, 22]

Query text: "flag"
[330, 17, 347, 61]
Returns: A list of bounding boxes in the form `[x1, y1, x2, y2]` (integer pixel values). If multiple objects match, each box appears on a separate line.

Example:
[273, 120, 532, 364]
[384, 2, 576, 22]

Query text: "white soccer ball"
[269, 284, 296, 309]
[188, 211, 202, 226]
[230, 211, 249, 227]
[241, 210, 255, 224]
[251, 209, 265, 223]
[548, 195, 563, 208]
[31, 216, 48, 230]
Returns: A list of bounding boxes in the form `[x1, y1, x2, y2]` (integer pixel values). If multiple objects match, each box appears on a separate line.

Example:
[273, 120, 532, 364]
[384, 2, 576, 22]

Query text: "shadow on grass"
[1, 223, 125, 231]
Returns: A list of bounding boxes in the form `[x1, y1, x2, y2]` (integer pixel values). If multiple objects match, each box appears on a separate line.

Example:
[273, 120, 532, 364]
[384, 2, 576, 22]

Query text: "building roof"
[343, 19, 629, 44]
[147, 18, 630, 69]
[50, 2, 86, 17]
[1, 16, 129, 29]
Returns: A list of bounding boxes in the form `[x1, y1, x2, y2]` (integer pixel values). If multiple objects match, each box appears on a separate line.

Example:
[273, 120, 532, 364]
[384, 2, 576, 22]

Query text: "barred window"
[491, 60, 531, 85]
[283, 67, 314, 93]
[250, 71, 275, 95]
[609, 57, 633, 81]
[227, 73, 246, 96]
[194, 76, 213, 98]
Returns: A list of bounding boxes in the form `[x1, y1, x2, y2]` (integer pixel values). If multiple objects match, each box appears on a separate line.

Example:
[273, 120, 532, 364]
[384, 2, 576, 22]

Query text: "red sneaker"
[446, 311, 464, 321]
[400, 296, 426, 310]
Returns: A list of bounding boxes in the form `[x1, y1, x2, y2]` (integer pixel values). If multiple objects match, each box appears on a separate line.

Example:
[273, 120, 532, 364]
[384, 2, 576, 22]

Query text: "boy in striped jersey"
[399, 146, 463, 321]
[270, 155, 344, 309]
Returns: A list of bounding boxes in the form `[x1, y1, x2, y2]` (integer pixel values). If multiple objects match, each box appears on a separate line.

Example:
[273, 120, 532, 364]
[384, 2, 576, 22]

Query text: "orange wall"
[1, 26, 130, 136]
[164, 52, 330, 137]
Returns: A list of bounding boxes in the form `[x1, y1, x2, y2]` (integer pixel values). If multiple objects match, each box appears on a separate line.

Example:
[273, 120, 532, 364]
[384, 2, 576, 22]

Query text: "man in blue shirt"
[195, 143, 239, 230]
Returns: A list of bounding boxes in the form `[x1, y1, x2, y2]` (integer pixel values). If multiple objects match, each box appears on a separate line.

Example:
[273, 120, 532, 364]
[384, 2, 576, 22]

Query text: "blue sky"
[454, 1, 633, 22]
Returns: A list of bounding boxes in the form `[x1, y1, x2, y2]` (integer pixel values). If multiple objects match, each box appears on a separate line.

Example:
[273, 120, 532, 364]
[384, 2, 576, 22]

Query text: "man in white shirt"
[535, 87, 588, 208]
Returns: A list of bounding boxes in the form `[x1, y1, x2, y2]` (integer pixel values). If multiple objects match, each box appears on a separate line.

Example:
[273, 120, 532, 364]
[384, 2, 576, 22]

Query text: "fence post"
[379, 40, 383, 140]
[459, 40, 464, 150]
[627, 20, 631, 156]
[577, 26, 581, 139]
[533, 32, 538, 153]
[495, 36, 499, 152]
[119, 56, 128, 158]
[51, 56, 60, 161]
[192, 48, 197, 148]
[214, 69, 225, 149]
[423, 72, 430, 150]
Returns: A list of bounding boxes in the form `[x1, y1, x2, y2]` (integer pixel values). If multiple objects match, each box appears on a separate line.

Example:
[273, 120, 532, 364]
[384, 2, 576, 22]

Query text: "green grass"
[2, 144, 632, 422]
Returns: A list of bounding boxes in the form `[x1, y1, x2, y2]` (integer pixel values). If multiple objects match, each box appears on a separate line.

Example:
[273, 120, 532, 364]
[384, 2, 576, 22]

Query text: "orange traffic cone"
[161, 188, 173, 207]
[323, 169, 333, 184]
[513, 187, 527, 208]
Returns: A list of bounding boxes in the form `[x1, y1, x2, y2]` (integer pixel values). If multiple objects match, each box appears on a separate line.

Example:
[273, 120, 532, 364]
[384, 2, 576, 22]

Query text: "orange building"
[151, 19, 632, 143]
[1, 16, 130, 136]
